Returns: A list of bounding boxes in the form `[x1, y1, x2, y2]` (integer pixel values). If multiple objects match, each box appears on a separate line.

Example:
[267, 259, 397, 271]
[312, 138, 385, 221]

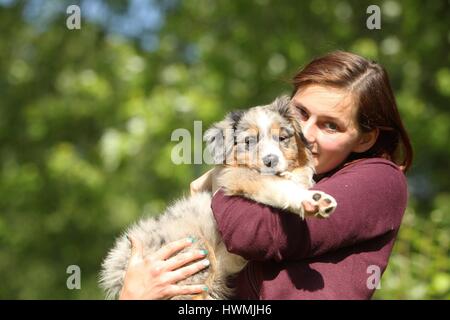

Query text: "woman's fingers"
[155, 237, 195, 261]
[190, 169, 214, 195]
[210, 167, 224, 195]
[128, 236, 144, 259]
[164, 249, 208, 271]
[165, 259, 211, 284]
[163, 284, 208, 298]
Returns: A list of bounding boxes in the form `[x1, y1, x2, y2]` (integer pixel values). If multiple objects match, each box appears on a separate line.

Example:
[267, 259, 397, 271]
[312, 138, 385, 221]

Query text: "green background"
[0, 0, 448, 299]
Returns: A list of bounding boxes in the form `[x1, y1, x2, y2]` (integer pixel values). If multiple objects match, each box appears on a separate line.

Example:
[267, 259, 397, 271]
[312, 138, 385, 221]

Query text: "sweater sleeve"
[211, 158, 408, 262]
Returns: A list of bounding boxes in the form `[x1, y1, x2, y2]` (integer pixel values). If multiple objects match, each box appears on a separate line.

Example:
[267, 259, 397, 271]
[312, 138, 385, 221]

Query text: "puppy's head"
[234, 95, 312, 175]
[204, 95, 312, 174]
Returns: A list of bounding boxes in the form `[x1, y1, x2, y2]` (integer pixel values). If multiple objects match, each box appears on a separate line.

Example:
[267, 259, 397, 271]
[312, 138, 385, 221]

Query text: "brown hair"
[290, 51, 413, 173]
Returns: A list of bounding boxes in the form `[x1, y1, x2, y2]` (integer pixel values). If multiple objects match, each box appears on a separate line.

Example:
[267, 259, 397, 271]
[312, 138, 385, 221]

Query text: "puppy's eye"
[244, 136, 257, 148]
[273, 135, 289, 142]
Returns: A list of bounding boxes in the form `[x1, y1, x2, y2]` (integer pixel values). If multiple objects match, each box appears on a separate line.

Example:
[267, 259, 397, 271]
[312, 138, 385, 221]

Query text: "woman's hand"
[190, 167, 222, 196]
[119, 236, 210, 300]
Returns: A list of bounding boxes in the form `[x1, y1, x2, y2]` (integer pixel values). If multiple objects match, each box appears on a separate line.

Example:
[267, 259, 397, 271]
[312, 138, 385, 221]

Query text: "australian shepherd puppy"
[99, 95, 337, 299]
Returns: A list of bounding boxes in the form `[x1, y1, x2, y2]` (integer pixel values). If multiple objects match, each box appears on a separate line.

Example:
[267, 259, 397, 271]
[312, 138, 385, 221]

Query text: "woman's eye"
[325, 122, 338, 132]
[296, 107, 308, 120]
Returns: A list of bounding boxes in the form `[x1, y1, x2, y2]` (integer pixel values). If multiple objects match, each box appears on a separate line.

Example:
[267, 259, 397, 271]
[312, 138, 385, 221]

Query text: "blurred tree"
[0, 0, 448, 299]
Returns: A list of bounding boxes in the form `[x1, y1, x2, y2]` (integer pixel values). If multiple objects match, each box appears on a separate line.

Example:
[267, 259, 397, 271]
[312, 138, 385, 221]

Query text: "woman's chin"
[312, 157, 322, 174]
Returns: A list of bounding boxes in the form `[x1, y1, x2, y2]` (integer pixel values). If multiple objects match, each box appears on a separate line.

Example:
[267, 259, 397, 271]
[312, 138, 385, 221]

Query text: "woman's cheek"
[316, 138, 352, 171]
[321, 136, 347, 154]
[326, 131, 356, 150]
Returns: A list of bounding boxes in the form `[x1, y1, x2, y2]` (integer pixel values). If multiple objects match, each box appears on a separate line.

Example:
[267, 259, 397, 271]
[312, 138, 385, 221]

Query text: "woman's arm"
[211, 158, 408, 262]
[216, 166, 336, 219]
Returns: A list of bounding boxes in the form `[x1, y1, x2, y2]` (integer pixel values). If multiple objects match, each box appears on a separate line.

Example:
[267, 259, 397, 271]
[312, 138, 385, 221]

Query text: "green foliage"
[373, 194, 450, 299]
[0, 0, 448, 299]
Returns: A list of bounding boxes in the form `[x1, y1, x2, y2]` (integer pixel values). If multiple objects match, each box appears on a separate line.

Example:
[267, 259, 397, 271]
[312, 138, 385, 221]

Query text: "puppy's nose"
[262, 154, 279, 168]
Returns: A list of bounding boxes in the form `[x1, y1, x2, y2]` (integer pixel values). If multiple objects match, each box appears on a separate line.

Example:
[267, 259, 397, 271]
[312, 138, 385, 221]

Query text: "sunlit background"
[0, 0, 449, 299]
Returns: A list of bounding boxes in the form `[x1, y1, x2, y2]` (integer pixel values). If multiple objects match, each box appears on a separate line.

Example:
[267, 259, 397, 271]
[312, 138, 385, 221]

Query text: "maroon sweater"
[211, 158, 408, 299]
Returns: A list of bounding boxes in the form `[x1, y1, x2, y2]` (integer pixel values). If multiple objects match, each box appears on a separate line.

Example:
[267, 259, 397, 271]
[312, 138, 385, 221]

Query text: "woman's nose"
[301, 120, 316, 144]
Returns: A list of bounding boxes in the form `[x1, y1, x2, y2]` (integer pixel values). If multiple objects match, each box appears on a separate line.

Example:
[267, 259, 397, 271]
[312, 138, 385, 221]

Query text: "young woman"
[119, 51, 412, 299]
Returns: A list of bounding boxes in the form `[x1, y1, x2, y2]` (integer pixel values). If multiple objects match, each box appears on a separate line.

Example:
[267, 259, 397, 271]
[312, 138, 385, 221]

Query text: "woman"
[119, 51, 412, 299]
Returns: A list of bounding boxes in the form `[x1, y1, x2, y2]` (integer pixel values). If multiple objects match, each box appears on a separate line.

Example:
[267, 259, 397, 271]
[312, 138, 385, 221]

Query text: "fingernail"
[202, 259, 210, 266]
[187, 236, 196, 243]
[203, 286, 209, 292]
[199, 249, 208, 256]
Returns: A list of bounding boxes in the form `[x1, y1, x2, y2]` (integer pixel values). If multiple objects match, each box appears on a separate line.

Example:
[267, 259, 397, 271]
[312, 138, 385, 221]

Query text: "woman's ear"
[352, 128, 379, 153]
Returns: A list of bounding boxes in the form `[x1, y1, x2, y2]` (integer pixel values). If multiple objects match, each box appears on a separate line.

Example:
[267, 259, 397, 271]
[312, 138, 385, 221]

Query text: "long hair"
[291, 51, 413, 173]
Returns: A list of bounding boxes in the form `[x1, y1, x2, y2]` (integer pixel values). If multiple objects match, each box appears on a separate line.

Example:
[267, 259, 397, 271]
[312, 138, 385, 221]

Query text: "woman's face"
[291, 85, 364, 174]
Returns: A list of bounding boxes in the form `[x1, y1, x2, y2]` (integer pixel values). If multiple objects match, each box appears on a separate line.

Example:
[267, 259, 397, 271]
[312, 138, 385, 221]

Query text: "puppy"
[99, 95, 337, 299]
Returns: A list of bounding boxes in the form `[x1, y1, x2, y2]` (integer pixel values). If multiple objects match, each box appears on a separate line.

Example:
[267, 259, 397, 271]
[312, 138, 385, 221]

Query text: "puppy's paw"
[302, 191, 337, 219]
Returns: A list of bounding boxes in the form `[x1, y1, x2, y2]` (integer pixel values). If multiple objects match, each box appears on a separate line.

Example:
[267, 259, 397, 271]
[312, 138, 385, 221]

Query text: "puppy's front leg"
[279, 167, 315, 189]
[217, 167, 336, 219]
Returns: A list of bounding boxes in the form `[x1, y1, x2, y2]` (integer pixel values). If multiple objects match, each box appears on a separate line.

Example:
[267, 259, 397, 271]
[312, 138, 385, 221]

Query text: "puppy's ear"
[270, 95, 292, 119]
[204, 110, 244, 164]
[270, 95, 311, 149]
[269, 94, 301, 131]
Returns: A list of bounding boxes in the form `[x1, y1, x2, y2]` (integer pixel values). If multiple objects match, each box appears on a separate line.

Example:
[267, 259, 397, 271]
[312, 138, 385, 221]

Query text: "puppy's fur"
[99, 95, 337, 299]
